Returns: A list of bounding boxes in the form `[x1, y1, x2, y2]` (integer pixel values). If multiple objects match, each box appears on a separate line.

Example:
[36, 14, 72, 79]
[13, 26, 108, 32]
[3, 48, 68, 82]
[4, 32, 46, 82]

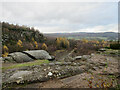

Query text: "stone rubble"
[2, 49, 119, 88]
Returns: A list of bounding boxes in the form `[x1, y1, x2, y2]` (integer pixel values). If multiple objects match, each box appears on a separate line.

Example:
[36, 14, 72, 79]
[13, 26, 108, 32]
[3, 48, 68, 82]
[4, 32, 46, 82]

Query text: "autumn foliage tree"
[17, 40, 23, 47]
[42, 43, 48, 50]
[82, 38, 88, 43]
[56, 37, 70, 49]
[2, 45, 9, 57]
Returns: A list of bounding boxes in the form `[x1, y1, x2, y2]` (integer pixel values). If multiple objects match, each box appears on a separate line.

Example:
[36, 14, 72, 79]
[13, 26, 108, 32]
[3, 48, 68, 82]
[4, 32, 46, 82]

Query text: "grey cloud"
[1, 2, 118, 33]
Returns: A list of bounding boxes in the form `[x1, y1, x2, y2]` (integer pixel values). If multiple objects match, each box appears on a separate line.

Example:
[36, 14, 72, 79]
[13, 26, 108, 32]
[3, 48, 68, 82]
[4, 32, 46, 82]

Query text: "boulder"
[23, 50, 52, 60]
[49, 56, 55, 61]
[82, 55, 91, 60]
[99, 48, 106, 52]
[3, 50, 54, 63]
[8, 71, 32, 84]
[91, 53, 94, 56]
[74, 55, 91, 61]
[4, 57, 15, 63]
[92, 67, 98, 71]
[49, 63, 55, 66]
[0, 57, 3, 60]
[0, 57, 4, 61]
[64, 56, 74, 62]
[9, 71, 32, 80]
[74, 56, 82, 60]
[55, 62, 62, 65]
[8, 52, 34, 63]
[0, 57, 4, 63]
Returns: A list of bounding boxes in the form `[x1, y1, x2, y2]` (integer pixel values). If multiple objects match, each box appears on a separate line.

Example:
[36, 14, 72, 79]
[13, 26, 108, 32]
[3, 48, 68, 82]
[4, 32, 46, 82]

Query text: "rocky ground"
[2, 49, 120, 89]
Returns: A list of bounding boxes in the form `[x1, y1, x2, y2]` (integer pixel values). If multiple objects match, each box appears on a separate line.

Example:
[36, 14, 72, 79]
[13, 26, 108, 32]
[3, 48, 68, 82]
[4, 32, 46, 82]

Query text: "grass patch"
[101, 49, 119, 55]
[54, 50, 66, 56]
[2, 60, 49, 70]
[67, 36, 108, 40]
[55, 50, 65, 53]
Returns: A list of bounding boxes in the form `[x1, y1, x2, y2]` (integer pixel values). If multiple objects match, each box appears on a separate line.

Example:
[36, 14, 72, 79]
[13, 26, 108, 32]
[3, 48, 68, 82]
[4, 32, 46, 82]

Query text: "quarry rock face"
[3, 50, 54, 63]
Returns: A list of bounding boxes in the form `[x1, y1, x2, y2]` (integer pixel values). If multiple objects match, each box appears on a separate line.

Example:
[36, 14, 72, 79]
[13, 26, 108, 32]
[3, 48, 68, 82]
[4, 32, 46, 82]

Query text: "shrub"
[17, 40, 23, 47]
[110, 43, 120, 49]
[34, 41, 38, 49]
[2, 45, 9, 57]
[42, 43, 48, 50]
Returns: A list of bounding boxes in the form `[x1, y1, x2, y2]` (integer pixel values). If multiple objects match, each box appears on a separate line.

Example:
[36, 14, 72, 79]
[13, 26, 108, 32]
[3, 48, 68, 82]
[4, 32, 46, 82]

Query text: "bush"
[104, 47, 110, 49]
[110, 43, 120, 49]
[42, 43, 48, 50]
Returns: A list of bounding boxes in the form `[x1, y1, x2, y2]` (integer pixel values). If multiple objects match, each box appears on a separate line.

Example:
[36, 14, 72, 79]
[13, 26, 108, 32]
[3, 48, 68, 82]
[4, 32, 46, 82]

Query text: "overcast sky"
[0, 0, 118, 33]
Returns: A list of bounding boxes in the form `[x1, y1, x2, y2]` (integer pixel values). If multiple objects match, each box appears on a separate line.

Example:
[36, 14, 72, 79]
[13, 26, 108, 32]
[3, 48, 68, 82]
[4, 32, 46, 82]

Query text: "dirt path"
[54, 49, 74, 61]
[16, 54, 119, 88]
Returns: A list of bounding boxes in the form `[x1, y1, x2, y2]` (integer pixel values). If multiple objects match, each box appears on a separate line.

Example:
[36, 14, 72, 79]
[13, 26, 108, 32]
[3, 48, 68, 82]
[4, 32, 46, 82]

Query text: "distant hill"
[1, 22, 45, 45]
[45, 32, 118, 41]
